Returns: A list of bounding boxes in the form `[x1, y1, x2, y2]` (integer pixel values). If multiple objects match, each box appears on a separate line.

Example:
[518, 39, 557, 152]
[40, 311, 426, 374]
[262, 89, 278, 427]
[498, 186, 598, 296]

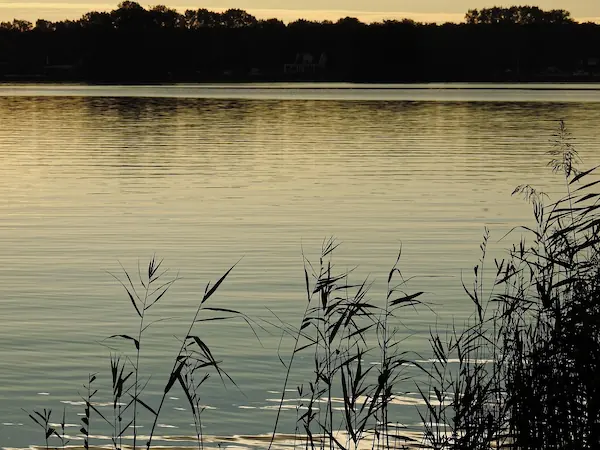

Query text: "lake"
[1, 83, 600, 448]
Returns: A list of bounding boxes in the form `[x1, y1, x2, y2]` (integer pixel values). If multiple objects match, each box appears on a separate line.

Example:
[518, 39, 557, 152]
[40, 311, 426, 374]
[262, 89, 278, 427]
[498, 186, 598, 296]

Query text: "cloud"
[0, 2, 114, 21]
[0, 2, 115, 11]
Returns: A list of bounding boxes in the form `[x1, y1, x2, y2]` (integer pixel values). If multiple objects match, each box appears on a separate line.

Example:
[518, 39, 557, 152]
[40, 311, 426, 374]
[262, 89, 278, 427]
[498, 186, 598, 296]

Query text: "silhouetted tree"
[111, 1, 150, 29]
[381, 18, 419, 26]
[149, 5, 183, 29]
[183, 8, 223, 28]
[258, 18, 285, 30]
[221, 9, 257, 28]
[80, 11, 113, 29]
[34, 19, 55, 32]
[466, 6, 574, 24]
[287, 19, 324, 29]
[0, 19, 33, 32]
[336, 17, 364, 28]
[0, 4, 597, 83]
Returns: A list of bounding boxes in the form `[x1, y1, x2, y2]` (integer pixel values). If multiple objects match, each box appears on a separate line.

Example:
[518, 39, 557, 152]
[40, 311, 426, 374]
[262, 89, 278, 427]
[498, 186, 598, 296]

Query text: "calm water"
[1, 83, 600, 448]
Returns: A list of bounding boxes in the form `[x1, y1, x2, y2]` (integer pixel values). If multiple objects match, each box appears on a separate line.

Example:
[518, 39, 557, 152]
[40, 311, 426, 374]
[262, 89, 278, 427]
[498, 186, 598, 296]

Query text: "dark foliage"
[0, 3, 599, 82]
[422, 121, 600, 449]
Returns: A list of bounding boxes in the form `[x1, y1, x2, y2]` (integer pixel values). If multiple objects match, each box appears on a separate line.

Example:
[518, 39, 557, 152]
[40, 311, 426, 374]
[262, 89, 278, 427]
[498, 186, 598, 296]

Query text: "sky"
[0, 0, 598, 24]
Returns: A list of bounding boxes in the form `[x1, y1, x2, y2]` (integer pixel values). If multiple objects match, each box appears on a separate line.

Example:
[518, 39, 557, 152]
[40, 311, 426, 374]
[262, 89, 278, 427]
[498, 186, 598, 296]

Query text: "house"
[284, 52, 327, 74]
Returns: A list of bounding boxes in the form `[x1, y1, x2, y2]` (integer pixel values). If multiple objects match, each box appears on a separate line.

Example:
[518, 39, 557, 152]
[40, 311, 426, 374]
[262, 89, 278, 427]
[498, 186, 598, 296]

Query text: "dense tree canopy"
[465, 6, 574, 25]
[0, 3, 598, 82]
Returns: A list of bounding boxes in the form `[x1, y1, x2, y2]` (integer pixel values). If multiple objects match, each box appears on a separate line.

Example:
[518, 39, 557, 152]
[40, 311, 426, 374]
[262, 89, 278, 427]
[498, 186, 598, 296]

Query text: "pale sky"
[0, 0, 598, 24]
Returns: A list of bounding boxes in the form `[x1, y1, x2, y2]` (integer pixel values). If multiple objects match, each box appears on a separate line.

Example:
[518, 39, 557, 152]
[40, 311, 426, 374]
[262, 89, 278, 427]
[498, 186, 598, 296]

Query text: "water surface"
[1, 84, 600, 447]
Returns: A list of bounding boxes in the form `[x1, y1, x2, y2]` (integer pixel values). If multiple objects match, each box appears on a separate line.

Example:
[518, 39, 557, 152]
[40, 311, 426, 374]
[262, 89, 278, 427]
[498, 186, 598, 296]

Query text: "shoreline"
[2, 80, 600, 89]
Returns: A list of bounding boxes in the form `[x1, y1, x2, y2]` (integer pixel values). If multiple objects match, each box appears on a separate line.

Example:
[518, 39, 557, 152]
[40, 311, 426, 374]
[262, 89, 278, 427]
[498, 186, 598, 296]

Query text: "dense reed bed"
[23, 121, 600, 450]
[420, 120, 600, 449]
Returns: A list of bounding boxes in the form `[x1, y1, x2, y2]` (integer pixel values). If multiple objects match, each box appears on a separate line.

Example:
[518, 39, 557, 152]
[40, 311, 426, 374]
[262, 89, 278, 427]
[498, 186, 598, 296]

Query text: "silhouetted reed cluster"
[23, 121, 600, 449]
[419, 120, 600, 449]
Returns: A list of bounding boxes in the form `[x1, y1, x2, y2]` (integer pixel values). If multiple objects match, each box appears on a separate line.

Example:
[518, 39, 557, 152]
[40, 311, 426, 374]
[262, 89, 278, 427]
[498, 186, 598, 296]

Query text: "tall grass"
[420, 120, 600, 449]
[23, 120, 600, 450]
[269, 238, 423, 450]
[26, 258, 253, 450]
[498, 121, 600, 449]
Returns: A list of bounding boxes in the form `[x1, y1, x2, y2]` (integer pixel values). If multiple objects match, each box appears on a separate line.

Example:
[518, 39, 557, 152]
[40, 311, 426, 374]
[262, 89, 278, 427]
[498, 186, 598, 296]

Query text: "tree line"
[0, 3, 598, 82]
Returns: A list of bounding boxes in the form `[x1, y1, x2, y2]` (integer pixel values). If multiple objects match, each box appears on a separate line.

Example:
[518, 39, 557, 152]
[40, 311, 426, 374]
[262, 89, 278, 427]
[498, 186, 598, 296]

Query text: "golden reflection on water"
[10, 431, 427, 450]
[1, 88, 600, 447]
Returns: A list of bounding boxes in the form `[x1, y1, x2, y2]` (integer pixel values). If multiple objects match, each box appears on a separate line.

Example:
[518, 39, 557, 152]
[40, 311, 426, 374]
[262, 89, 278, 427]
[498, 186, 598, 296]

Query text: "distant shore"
[2, 74, 600, 85]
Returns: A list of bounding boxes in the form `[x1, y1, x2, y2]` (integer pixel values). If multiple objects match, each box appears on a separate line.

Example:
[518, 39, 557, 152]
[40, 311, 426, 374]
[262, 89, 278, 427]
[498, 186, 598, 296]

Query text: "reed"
[22, 408, 58, 450]
[420, 120, 600, 449]
[497, 121, 600, 449]
[266, 237, 424, 450]
[80, 373, 98, 450]
[26, 258, 250, 450]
